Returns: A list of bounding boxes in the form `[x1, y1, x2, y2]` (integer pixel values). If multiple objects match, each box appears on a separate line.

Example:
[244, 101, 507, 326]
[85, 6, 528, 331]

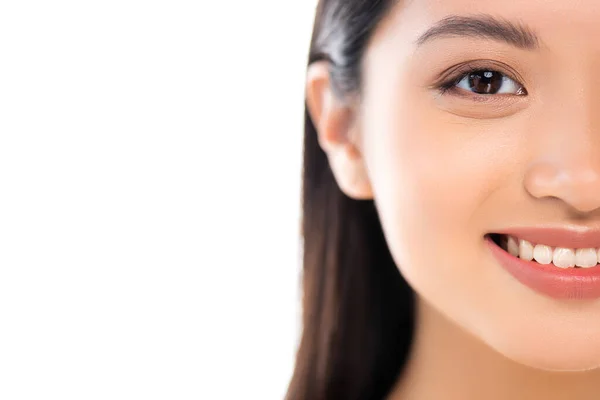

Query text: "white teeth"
[553, 247, 575, 268]
[501, 235, 600, 268]
[507, 236, 520, 257]
[533, 244, 553, 264]
[575, 248, 598, 268]
[519, 239, 534, 261]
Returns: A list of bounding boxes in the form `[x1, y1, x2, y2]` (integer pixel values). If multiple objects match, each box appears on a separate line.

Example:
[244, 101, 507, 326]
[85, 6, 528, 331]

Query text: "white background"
[0, 1, 316, 398]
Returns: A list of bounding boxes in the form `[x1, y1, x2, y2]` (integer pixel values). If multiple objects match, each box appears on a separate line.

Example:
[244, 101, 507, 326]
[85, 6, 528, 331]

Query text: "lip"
[486, 235, 600, 300]
[493, 226, 600, 248]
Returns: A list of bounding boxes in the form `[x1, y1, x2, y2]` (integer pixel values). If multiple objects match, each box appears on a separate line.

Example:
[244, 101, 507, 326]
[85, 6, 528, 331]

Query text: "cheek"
[359, 86, 528, 346]
[361, 94, 510, 280]
[360, 90, 600, 371]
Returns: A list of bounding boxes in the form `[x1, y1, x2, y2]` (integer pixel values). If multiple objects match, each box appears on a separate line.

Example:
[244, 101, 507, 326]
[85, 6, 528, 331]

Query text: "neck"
[387, 296, 600, 400]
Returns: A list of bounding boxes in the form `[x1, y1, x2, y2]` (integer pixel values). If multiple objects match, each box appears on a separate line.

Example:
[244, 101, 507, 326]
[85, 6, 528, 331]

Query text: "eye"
[454, 70, 526, 96]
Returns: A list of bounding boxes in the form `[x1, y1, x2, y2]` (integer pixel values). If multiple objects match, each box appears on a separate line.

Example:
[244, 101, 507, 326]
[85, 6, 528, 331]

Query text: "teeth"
[507, 236, 520, 257]
[533, 244, 553, 264]
[501, 235, 600, 268]
[553, 247, 575, 268]
[519, 239, 534, 261]
[575, 248, 598, 268]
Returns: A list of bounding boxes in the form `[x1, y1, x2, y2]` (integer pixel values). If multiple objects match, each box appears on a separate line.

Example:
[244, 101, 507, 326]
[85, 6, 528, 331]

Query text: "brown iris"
[467, 70, 503, 94]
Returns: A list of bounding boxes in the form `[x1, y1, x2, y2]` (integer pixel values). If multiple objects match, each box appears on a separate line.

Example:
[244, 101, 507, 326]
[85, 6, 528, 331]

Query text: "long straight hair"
[285, 1, 415, 399]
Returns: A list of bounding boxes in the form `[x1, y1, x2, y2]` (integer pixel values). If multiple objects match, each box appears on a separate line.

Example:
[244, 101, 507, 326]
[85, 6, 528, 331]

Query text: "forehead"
[384, 0, 600, 49]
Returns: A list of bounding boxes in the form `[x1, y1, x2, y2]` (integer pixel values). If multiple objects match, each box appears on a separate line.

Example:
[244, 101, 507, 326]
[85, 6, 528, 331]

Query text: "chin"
[509, 351, 600, 372]
[509, 354, 600, 373]
[487, 328, 600, 372]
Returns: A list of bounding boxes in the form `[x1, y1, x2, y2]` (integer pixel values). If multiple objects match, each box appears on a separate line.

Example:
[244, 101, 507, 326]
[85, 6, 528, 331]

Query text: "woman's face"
[360, 0, 600, 370]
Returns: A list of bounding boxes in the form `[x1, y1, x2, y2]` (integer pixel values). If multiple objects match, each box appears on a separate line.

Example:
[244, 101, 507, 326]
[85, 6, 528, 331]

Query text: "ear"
[305, 61, 373, 200]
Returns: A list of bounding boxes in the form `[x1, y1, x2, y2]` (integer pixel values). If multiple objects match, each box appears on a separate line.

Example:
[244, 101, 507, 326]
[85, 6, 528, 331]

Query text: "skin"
[306, 0, 600, 399]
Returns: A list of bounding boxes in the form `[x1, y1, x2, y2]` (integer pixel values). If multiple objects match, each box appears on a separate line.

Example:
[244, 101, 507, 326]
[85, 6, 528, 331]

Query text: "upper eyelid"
[435, 60, 526, 88]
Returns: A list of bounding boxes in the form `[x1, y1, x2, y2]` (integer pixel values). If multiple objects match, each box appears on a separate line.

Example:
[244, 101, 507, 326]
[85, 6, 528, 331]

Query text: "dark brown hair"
[285, 1, 415, 399]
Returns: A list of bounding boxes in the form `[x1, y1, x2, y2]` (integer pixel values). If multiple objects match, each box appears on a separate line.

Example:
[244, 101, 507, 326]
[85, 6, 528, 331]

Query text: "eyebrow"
[415, 14, 540, 50]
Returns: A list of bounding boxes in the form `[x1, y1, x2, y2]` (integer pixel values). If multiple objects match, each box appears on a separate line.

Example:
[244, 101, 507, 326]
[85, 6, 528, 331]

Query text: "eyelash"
[436, 64, 528, 98]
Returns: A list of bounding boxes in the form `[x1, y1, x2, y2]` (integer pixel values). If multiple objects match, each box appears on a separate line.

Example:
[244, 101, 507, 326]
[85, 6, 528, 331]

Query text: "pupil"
[468, 70, 503, 94]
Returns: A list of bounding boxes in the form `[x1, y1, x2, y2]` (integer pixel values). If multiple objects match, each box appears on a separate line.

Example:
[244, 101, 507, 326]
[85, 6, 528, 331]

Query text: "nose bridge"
[559, 74, 600, 173]
[524, 84, 600, 214]
[555, 109, 600, 175]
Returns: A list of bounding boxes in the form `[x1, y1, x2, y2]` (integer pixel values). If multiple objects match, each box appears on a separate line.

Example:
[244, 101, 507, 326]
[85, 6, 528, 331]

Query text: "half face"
[359, 0, 600, 371]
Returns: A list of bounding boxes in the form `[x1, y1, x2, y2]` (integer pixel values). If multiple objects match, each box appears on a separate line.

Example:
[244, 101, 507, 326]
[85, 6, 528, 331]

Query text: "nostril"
[524, 162, 600, 214]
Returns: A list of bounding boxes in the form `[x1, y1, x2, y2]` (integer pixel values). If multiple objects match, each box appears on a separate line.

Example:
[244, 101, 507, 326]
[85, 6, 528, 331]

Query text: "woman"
[286, 0, 600, 399]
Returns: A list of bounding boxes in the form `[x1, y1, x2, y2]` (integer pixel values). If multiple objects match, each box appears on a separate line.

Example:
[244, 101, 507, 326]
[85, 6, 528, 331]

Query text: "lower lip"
[486, 235, 600, 300]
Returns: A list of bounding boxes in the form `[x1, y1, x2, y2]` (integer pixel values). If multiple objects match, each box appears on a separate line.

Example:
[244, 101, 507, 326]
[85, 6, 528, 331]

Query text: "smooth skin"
[306, 0, 600, 399]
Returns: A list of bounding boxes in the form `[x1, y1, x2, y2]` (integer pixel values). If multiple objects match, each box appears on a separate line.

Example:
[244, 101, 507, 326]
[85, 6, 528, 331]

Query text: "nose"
[523, 60, 600, 215]
[524, 138, 600, 215]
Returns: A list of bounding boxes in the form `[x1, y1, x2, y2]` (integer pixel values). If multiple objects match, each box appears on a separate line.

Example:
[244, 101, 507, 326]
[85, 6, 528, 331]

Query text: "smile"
[490, 234, 600, 268]
[485, 227, 600, 300]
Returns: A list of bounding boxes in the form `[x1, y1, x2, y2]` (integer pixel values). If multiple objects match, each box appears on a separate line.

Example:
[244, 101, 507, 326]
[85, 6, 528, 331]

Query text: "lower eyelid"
[434, 97, 529, 120]
[445, 87, 521, 102]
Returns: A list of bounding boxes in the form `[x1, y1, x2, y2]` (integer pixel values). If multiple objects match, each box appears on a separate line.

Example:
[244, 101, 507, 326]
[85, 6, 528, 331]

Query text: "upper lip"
[494, 226, 600, 249]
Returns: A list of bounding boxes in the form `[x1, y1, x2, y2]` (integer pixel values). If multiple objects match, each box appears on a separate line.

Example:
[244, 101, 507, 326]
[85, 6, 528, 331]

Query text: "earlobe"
[305, 62, 373, 200]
